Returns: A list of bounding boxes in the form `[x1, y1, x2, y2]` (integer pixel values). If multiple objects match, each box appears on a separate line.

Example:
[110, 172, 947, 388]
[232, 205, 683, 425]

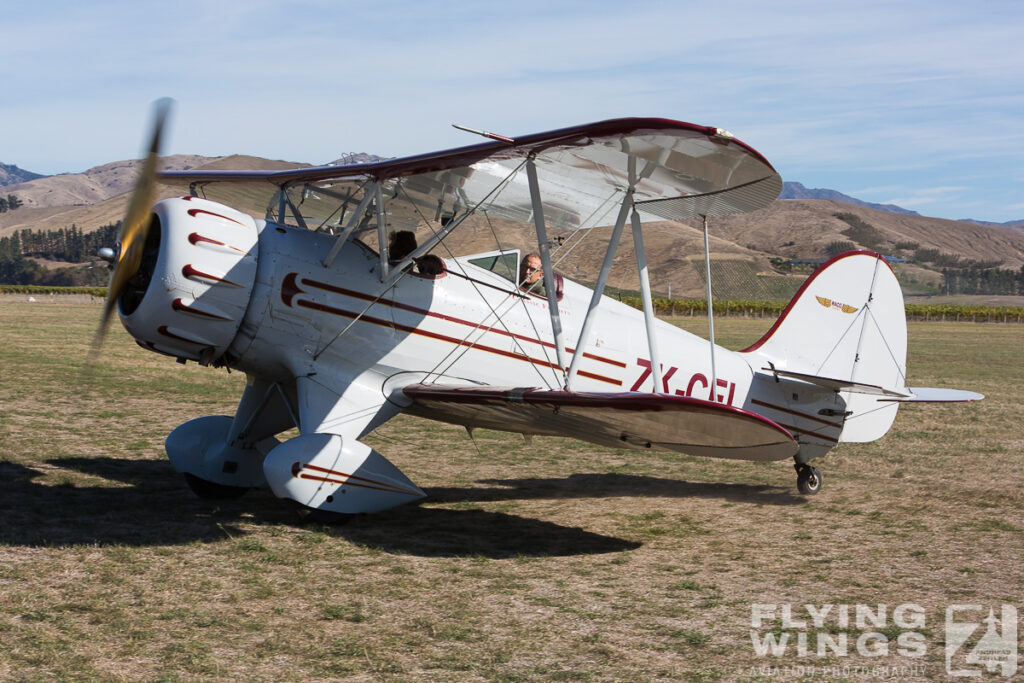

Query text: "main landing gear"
[795, 463, 822, 495]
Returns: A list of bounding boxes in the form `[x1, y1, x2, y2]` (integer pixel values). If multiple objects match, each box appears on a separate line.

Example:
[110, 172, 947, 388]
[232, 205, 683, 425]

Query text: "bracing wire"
[391, 170, 558, 388]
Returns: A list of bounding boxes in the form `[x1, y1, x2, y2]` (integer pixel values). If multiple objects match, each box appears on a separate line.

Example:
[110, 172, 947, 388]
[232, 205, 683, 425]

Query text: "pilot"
[519, 252, 545, 296]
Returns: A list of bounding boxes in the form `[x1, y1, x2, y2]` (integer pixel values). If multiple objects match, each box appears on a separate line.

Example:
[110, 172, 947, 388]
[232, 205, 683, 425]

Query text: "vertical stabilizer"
[741, 251, 907, 442]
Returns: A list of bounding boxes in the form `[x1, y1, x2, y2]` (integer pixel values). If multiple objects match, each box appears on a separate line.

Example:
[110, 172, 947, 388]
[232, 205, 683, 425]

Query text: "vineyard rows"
[619, 295, 1024, 323]
[2, 286, 1021, 323]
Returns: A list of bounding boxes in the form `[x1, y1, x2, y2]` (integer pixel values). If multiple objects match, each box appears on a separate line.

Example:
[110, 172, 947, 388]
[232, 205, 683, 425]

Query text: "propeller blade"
[91, 98, 174, 354]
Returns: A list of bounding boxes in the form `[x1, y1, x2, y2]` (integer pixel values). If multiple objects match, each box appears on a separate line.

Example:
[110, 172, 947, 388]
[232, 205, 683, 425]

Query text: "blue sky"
[2, 0, 1022, 222]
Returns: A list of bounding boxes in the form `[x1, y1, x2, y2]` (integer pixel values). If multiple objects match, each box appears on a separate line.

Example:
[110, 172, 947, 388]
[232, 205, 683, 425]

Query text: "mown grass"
[1, 301, 1020, 681]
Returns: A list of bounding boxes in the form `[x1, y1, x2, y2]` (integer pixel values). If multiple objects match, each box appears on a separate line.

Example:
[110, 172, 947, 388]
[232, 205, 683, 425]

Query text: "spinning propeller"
[91, 98, 173, 355]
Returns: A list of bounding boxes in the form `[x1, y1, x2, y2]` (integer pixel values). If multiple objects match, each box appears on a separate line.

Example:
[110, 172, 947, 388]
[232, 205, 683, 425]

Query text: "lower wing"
[402, 384, 798, 462]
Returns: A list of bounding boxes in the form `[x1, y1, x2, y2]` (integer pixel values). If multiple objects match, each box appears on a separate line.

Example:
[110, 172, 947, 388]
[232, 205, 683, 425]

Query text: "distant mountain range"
[958, 216, 1024, 229]
[0, 162, 45, 186]
[778, 180, 1019, 228]
[779, 182, 920, 216]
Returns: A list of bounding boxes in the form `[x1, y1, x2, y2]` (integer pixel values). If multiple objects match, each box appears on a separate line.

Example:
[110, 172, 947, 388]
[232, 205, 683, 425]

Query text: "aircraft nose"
[118, 196, 260, 365]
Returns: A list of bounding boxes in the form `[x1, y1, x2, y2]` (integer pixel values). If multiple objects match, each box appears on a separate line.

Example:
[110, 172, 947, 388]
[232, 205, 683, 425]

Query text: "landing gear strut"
[795, 463, 822, 495]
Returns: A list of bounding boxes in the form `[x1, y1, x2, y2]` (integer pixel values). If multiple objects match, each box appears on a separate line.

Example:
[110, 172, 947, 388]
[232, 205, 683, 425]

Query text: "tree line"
[821, 213, 1024, 296]
[15, 223, 120, 261]
[0, 194, 23, 213]
[942, 265, 1024, 296]
[0, 222, 119, 286]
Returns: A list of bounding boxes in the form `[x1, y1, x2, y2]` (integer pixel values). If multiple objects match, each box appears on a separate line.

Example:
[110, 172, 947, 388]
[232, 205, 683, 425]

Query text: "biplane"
[93, 100, 982, 520]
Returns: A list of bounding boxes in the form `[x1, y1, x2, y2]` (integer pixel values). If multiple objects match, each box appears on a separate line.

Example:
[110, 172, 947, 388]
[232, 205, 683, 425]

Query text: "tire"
[797, 466, 822, 495]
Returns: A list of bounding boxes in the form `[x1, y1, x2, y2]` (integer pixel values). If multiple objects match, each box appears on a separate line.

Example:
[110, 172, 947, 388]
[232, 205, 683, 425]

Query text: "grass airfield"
[1, 299, 1021, 681]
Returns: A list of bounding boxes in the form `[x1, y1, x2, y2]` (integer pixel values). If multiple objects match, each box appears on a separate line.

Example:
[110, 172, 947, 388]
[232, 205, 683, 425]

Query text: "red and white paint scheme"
[100, 114, 982, 519]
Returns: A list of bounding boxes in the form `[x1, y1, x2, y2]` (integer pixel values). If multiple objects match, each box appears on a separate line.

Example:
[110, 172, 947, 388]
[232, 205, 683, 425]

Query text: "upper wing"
[159, 117, 782, 232]
[402, 384, 798, 463]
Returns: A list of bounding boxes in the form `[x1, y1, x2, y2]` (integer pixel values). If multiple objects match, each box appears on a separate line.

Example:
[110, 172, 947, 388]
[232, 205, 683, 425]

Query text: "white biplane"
[94, 101, 982, 520]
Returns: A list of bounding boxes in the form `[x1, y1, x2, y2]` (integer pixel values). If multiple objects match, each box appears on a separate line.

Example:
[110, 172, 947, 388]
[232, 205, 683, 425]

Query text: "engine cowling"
[118, 196, 259, 364]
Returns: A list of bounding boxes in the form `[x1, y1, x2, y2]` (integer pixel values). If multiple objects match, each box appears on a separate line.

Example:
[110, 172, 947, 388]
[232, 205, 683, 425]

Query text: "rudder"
[741, 251, 907, 442]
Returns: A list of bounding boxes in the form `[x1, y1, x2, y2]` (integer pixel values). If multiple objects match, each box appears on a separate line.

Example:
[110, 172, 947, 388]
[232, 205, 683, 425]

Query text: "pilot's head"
[521, 253, 542, 285]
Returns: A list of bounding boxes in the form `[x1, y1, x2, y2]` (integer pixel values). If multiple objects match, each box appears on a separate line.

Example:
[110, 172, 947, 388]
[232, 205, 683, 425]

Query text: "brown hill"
[186, 154, 311, 172]
[710, 200, 1024, 268]
[421, 199, 1024, 297]
[4, 154, 1023, 298]
[0, 155, 309, 235]
[440, 214, 770, 298]
[3, 154, 217, 209]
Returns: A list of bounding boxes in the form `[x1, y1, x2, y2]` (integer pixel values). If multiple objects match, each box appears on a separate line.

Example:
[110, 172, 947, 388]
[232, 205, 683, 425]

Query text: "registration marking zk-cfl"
[629, 358, 737, 405]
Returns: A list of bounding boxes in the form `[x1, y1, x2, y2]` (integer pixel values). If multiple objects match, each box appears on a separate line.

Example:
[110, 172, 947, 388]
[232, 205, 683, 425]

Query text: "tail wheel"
[796, 465, 822, 495]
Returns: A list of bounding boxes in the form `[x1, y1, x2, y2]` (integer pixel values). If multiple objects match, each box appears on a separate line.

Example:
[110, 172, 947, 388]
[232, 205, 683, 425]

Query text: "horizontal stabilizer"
[761, 368, 912, 398]
[883, 387, 985, 403]
[403, 384, 798, 462]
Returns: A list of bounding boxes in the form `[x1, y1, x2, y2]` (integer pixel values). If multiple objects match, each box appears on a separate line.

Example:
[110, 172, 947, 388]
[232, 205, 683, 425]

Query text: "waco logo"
[816, 296, 859, 314]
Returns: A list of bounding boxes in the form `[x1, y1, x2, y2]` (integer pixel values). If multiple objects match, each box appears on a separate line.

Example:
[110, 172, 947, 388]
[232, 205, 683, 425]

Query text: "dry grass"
[1, 301, 1021, 681]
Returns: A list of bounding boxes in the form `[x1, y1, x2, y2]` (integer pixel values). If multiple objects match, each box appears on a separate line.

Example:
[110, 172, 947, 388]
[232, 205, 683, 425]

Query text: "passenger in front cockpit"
[388, 230, 417, 263]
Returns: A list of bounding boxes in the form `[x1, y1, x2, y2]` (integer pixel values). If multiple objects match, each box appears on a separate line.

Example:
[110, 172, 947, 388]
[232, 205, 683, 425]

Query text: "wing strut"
[280, 190, 309, 230]
[632, 206, 663, 391]
[702, 214, 718, 397]
[526, 157, 568, 379]
[566, 156, 665, 393]
[565, 189, 632, 389]
[375, 182, 389, 281]
[322, 181, 377, 268]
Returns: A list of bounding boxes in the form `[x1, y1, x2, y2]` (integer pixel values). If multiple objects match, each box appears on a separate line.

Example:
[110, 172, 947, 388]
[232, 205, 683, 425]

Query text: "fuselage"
[226, 217, 757, 410]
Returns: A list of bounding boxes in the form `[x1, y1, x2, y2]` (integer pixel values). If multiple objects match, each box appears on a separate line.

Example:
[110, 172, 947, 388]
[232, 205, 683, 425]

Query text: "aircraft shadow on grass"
[0, 458, 795, 557]
[343, 474, 801, 558]
[426, 473, 803, 506]
[0, 458, 256, 548]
